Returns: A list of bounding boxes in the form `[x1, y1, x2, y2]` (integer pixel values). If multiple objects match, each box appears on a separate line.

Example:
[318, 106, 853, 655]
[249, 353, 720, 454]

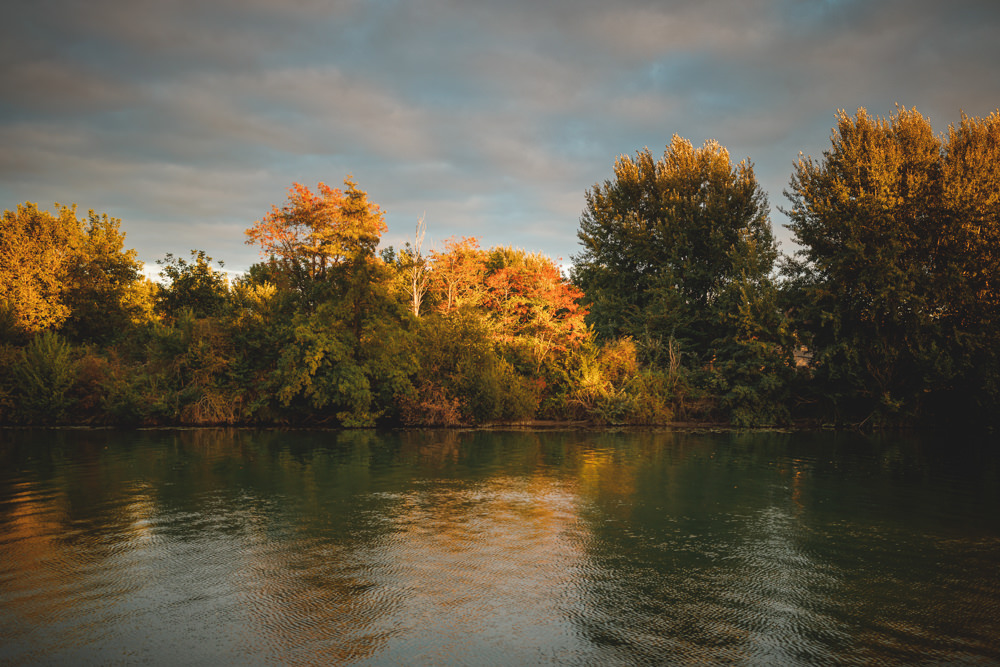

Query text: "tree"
[0, 203, 147, 342]
[63, 210, 147, 342]
[244, 178, 412, 426]
[156, 250, 229, 319]
[428, 237, 486, 314]
[480, 247, 588, 367]
[403, 216, 431, 317]
[783, 106, 1000, 425]
[573, 136, 776, 357]
[245, 178, 386, 298]
[940, 111, 1000, 391]
[783, 107, 942, 422]
[0, 203, 80, 338]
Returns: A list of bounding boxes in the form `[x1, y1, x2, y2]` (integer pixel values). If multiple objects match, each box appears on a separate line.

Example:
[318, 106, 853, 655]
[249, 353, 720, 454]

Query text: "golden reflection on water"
[122, 485, 158, 544]
[379, 477, 592, 660]
[233, 468, 596, 664]
[1, 486, 72, 631]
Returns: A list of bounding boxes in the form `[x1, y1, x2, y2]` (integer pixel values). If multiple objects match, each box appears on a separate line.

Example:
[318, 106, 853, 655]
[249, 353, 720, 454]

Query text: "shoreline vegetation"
[0, 421, 929, 435]
[2, 107, 998, 432]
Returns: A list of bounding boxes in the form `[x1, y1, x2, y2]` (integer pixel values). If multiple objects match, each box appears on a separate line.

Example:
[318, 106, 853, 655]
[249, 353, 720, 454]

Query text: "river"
[1, 428, 998, 665]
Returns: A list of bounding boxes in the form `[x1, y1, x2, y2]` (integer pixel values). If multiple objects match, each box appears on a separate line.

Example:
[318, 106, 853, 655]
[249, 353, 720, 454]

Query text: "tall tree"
[940, 111, 1000, 344]
[783, 106, 1000, 424]
[63, 210, 147, 342]
[573, 136, 776, 356]
[938, 112, 1000, 424]
[245, 178, 412, 426]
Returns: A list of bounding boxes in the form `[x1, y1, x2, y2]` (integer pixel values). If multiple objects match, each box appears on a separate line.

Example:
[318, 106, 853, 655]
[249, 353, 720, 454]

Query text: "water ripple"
[1, 429, 999, 665]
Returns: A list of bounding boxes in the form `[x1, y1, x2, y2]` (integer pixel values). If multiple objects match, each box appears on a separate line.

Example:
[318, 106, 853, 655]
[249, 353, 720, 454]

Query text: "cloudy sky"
[3, 0, 999, 274]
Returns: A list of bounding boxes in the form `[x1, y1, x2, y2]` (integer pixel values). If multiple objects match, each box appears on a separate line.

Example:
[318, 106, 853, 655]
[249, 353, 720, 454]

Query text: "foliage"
[0, 203, 80, 338]
[937, 111, 1000, 424]
[62, 210, 148, 342]
[0, 344, 22, 421]
[0, 203, 149, 344]
[706, 270, 797, 427]
[245, 178, 386, 301]
[6, 124, 998, 431]
[12, 331, 78, 423]
[573, 136, 776, 353]
[783, 106, 1000, 426]
[572, 135, 792, 426]
[424, 241, 589, 416]
[564, 339, 679, 425]
[404, 313, 537, 425]
[428, 236, 486, 315]
[481, 246, 588, 355]
[156, 250, 229, 319]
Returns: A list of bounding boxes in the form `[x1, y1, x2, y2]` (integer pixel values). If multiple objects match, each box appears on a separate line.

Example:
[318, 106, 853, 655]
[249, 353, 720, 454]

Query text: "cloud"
[2, 0, 999, 269]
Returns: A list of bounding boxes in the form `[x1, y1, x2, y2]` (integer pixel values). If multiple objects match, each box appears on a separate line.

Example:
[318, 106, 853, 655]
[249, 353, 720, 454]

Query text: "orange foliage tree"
[0, 203, 79, 336]
[480, 247, 588, 368]
[1, 202, 147, 342]
[427, 239, 589, 372]
[428, 237, 486, 314]
[245, 177, 386, 291]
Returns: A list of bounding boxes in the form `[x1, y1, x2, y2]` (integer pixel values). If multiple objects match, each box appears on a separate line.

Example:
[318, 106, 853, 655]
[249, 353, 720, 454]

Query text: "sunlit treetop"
[245, 177, 386, 285]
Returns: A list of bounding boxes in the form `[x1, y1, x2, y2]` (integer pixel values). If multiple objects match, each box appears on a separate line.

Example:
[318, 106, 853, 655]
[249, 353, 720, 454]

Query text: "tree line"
[1, 107, 997, 429]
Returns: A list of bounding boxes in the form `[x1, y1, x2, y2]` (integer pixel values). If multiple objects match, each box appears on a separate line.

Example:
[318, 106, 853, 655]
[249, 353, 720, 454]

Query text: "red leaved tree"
[480, 247, 588, 364]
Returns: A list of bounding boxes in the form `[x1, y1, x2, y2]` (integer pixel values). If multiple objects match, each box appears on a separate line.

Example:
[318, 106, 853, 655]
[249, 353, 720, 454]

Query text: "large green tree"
[783, 106, 1000, 425]
[573, 136, 777, 356]
[242, 178, 415, 426]
[939, 111, 1000, 421]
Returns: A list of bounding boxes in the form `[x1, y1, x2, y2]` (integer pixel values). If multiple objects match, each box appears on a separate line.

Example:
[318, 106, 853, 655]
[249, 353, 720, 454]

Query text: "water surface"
[1, 428, 998, 665]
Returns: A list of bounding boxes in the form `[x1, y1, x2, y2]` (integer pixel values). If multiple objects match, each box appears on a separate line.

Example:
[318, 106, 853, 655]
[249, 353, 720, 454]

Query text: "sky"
[3, 0, 999, 276]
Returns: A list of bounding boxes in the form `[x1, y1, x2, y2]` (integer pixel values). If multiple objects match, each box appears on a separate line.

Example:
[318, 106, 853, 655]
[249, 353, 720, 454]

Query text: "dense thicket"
[1, 108, 998, 430]
[1, 179, 649, 427]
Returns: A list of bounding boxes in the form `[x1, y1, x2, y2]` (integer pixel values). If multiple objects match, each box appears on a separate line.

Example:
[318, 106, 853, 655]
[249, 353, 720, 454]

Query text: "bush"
[13, 331, 78, 423]
[407, 313, 538, 424]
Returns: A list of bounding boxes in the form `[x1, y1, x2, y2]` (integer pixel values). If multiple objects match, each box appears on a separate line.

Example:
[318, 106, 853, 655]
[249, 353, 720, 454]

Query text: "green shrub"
[13, 331, 78, 423]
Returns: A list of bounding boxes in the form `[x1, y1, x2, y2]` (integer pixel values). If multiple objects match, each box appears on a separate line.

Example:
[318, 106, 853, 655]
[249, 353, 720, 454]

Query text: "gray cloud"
[2, 0, 999, 272]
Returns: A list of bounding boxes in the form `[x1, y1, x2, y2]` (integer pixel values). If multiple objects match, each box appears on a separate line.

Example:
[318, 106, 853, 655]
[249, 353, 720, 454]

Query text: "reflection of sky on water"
[353, 476, 595, 664]
[0, 429, 999, 665]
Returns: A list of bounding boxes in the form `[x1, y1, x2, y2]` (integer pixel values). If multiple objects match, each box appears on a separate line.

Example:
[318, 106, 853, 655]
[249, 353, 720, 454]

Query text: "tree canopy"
[3, 112, 999, 430]
[784, 106, 1000, 424]
[156, 250, 229, 320]
[245, 178, 386, 296]
[573, 135, 777, 355]
[0, 203, 147, 342]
